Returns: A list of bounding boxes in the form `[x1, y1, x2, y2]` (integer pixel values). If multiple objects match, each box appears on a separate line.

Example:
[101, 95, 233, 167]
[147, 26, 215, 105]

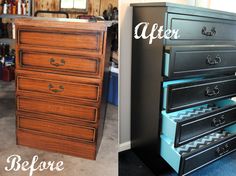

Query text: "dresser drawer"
[166, 14, 236, 45]
[17, 76, 100, 102]
[17, 97, 98, 123]
[18, 115, 96, 142]
[162, 99, 236, 147]
[161, 125, 236, 176]
[17, 130, 96, 159]
[164, 46, 236, 78]
[17, 28, 104, 54]
[163, 76, 236, 112]
[18, 50, 101, 77]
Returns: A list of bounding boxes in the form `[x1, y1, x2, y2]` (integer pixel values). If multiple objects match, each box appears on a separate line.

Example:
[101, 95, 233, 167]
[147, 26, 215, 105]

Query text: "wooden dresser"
[15, 18, 112, 160]
[131, 3, 236, 175]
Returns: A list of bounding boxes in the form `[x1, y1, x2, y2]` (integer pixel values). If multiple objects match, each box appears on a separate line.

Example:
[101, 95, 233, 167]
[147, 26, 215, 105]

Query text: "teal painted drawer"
[160, 124, 236, 176]
[162, 99, 236, 147]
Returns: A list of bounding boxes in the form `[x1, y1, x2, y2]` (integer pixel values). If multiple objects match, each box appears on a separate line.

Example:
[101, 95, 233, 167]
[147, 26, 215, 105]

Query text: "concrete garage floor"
[0, 81, 118, 176]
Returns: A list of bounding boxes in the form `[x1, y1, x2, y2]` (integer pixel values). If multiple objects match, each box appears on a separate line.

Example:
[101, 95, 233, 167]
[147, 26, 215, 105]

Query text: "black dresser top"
[131, 2, 236, 21]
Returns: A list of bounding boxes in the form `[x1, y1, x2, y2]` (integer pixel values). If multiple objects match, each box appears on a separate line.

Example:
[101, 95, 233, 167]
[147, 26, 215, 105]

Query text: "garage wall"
[33, 0, 118, 18]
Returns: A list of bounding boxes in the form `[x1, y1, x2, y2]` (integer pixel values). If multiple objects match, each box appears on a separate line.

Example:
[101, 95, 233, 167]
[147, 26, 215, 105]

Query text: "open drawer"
[162, 99, 236, 147]
[160, 124, 236, 176]
[164, 46, 236, 78]
[163, 76, 236, 112]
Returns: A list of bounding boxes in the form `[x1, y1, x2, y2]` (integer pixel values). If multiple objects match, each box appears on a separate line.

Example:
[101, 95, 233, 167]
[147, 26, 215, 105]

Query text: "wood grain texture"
[18, 115, 96, 142]
[17, 96, 98, 123]
[17, 130, 96, 159]
[15, 18, 111, 160]
[17, 76, 100, 102]
[18, 50, 101, 77]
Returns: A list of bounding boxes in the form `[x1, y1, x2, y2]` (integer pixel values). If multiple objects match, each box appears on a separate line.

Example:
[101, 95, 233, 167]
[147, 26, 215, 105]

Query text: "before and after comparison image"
[1, 0, 236, 176]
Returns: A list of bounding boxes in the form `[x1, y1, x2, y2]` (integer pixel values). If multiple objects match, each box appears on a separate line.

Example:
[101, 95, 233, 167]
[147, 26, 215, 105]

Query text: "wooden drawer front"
[18, 28, 103, 54]
[17, 76, 100, 102]
[17, 97, 98, 123]
[18, 50, 101, 77]
[166, 14, 236, 44]
[163, 76, 236, 112]
[18, 115, 96, 142]
[162, 99, 236, 147]
[164, 46, 236, 78]
[17, 130, 96, 160]
[161, 126, 236, 175]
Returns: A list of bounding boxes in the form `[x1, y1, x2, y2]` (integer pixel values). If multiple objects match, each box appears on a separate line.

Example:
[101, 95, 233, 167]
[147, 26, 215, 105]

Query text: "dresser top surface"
[15, 17, 115, 31]
[131, 2, 236, 20]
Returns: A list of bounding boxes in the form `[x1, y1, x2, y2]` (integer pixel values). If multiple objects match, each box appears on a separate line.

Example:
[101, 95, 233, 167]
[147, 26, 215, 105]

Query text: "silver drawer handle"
[206, 55, 222, 65]
[205, 85, 220, 97]
[216, 143, 229, 156]
[202, 26, 216, 36]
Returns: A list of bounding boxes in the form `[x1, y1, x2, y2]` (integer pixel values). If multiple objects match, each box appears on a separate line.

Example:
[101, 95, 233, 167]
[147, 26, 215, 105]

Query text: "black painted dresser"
[131, 2, 236, 176]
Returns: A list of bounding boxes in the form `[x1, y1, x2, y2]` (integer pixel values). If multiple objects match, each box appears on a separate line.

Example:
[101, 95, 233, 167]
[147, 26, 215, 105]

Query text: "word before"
[134, 22, 180, 44]
[5, 154, 64, 176]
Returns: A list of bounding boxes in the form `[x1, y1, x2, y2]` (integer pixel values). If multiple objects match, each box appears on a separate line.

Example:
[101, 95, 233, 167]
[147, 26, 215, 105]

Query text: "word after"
[134, 22, 180, 44]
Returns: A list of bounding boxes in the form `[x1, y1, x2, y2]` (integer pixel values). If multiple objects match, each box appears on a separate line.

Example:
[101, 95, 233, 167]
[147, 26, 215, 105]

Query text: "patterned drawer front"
[164, 46, 236, 78]
[163, 76, 236, 112]
[18, 50, 101, 77]
[17, 97, 98, 123]
[160, 125, 236, 176]
[17, 76, 100, 103]
[17, 28, 104, 55]
[166, 13, 236, 45]
[18, 114, 96, 142]
[162, 99, 236, 147]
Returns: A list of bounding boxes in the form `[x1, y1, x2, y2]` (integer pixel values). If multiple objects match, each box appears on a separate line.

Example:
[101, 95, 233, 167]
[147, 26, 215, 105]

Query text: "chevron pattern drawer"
[131, 2, 236, 176]
[15, 18, 112, 160]
[161, 127, 236, 176]
[162, 99, 236, 147]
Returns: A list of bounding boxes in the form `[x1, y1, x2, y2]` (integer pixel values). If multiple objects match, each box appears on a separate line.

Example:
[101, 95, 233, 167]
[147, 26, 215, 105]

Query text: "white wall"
[118, 0, 195, 151]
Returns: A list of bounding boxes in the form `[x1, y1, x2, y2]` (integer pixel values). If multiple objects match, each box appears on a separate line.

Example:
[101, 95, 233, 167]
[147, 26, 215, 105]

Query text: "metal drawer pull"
[201, 26, 216, 36]
[50, 58, 65, 67]
[206, 55, 222, 65]
[216, 143, 229, 156]
[205, 85, 220, 97]
[48, 84, 64, 93]
[211, 115, 225, 127]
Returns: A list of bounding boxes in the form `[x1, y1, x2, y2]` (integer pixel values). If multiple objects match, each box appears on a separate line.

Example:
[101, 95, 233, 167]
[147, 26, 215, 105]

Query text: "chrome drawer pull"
[205, 85, 220, 97]
[211, 115, 225, 127]
[48, 84, 64, 93]
[50, 58, 65, 67]
[216, 143, 229, 156]
[206, 55, 222, 65]
[201, 26, 216, 36]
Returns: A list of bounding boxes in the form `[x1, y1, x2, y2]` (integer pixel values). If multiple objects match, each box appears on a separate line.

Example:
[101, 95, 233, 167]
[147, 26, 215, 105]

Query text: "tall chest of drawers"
[131, 3, 236, 175]
[15, 18, 112, 160]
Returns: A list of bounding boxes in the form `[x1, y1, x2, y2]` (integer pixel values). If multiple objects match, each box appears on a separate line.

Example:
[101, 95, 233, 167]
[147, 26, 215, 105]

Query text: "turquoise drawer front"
[160, 124, 236, 176]
[161, 99, 236, 147]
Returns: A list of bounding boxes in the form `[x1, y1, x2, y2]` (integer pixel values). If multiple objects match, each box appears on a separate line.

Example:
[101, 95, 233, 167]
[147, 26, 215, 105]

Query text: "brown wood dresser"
[14, 18, 112, 160]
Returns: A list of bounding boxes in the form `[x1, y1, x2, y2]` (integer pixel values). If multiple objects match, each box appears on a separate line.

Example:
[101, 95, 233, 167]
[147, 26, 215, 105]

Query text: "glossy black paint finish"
[175, 105, 236, 147]
[180, 135, 236, 175]
[165, 46, 236, 78]
[131, 2, 236, 176]
[166, 76, 236, 112]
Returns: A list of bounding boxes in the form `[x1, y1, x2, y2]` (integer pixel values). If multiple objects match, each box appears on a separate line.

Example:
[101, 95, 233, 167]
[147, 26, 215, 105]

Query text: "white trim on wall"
[119, 141, 131, 152]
